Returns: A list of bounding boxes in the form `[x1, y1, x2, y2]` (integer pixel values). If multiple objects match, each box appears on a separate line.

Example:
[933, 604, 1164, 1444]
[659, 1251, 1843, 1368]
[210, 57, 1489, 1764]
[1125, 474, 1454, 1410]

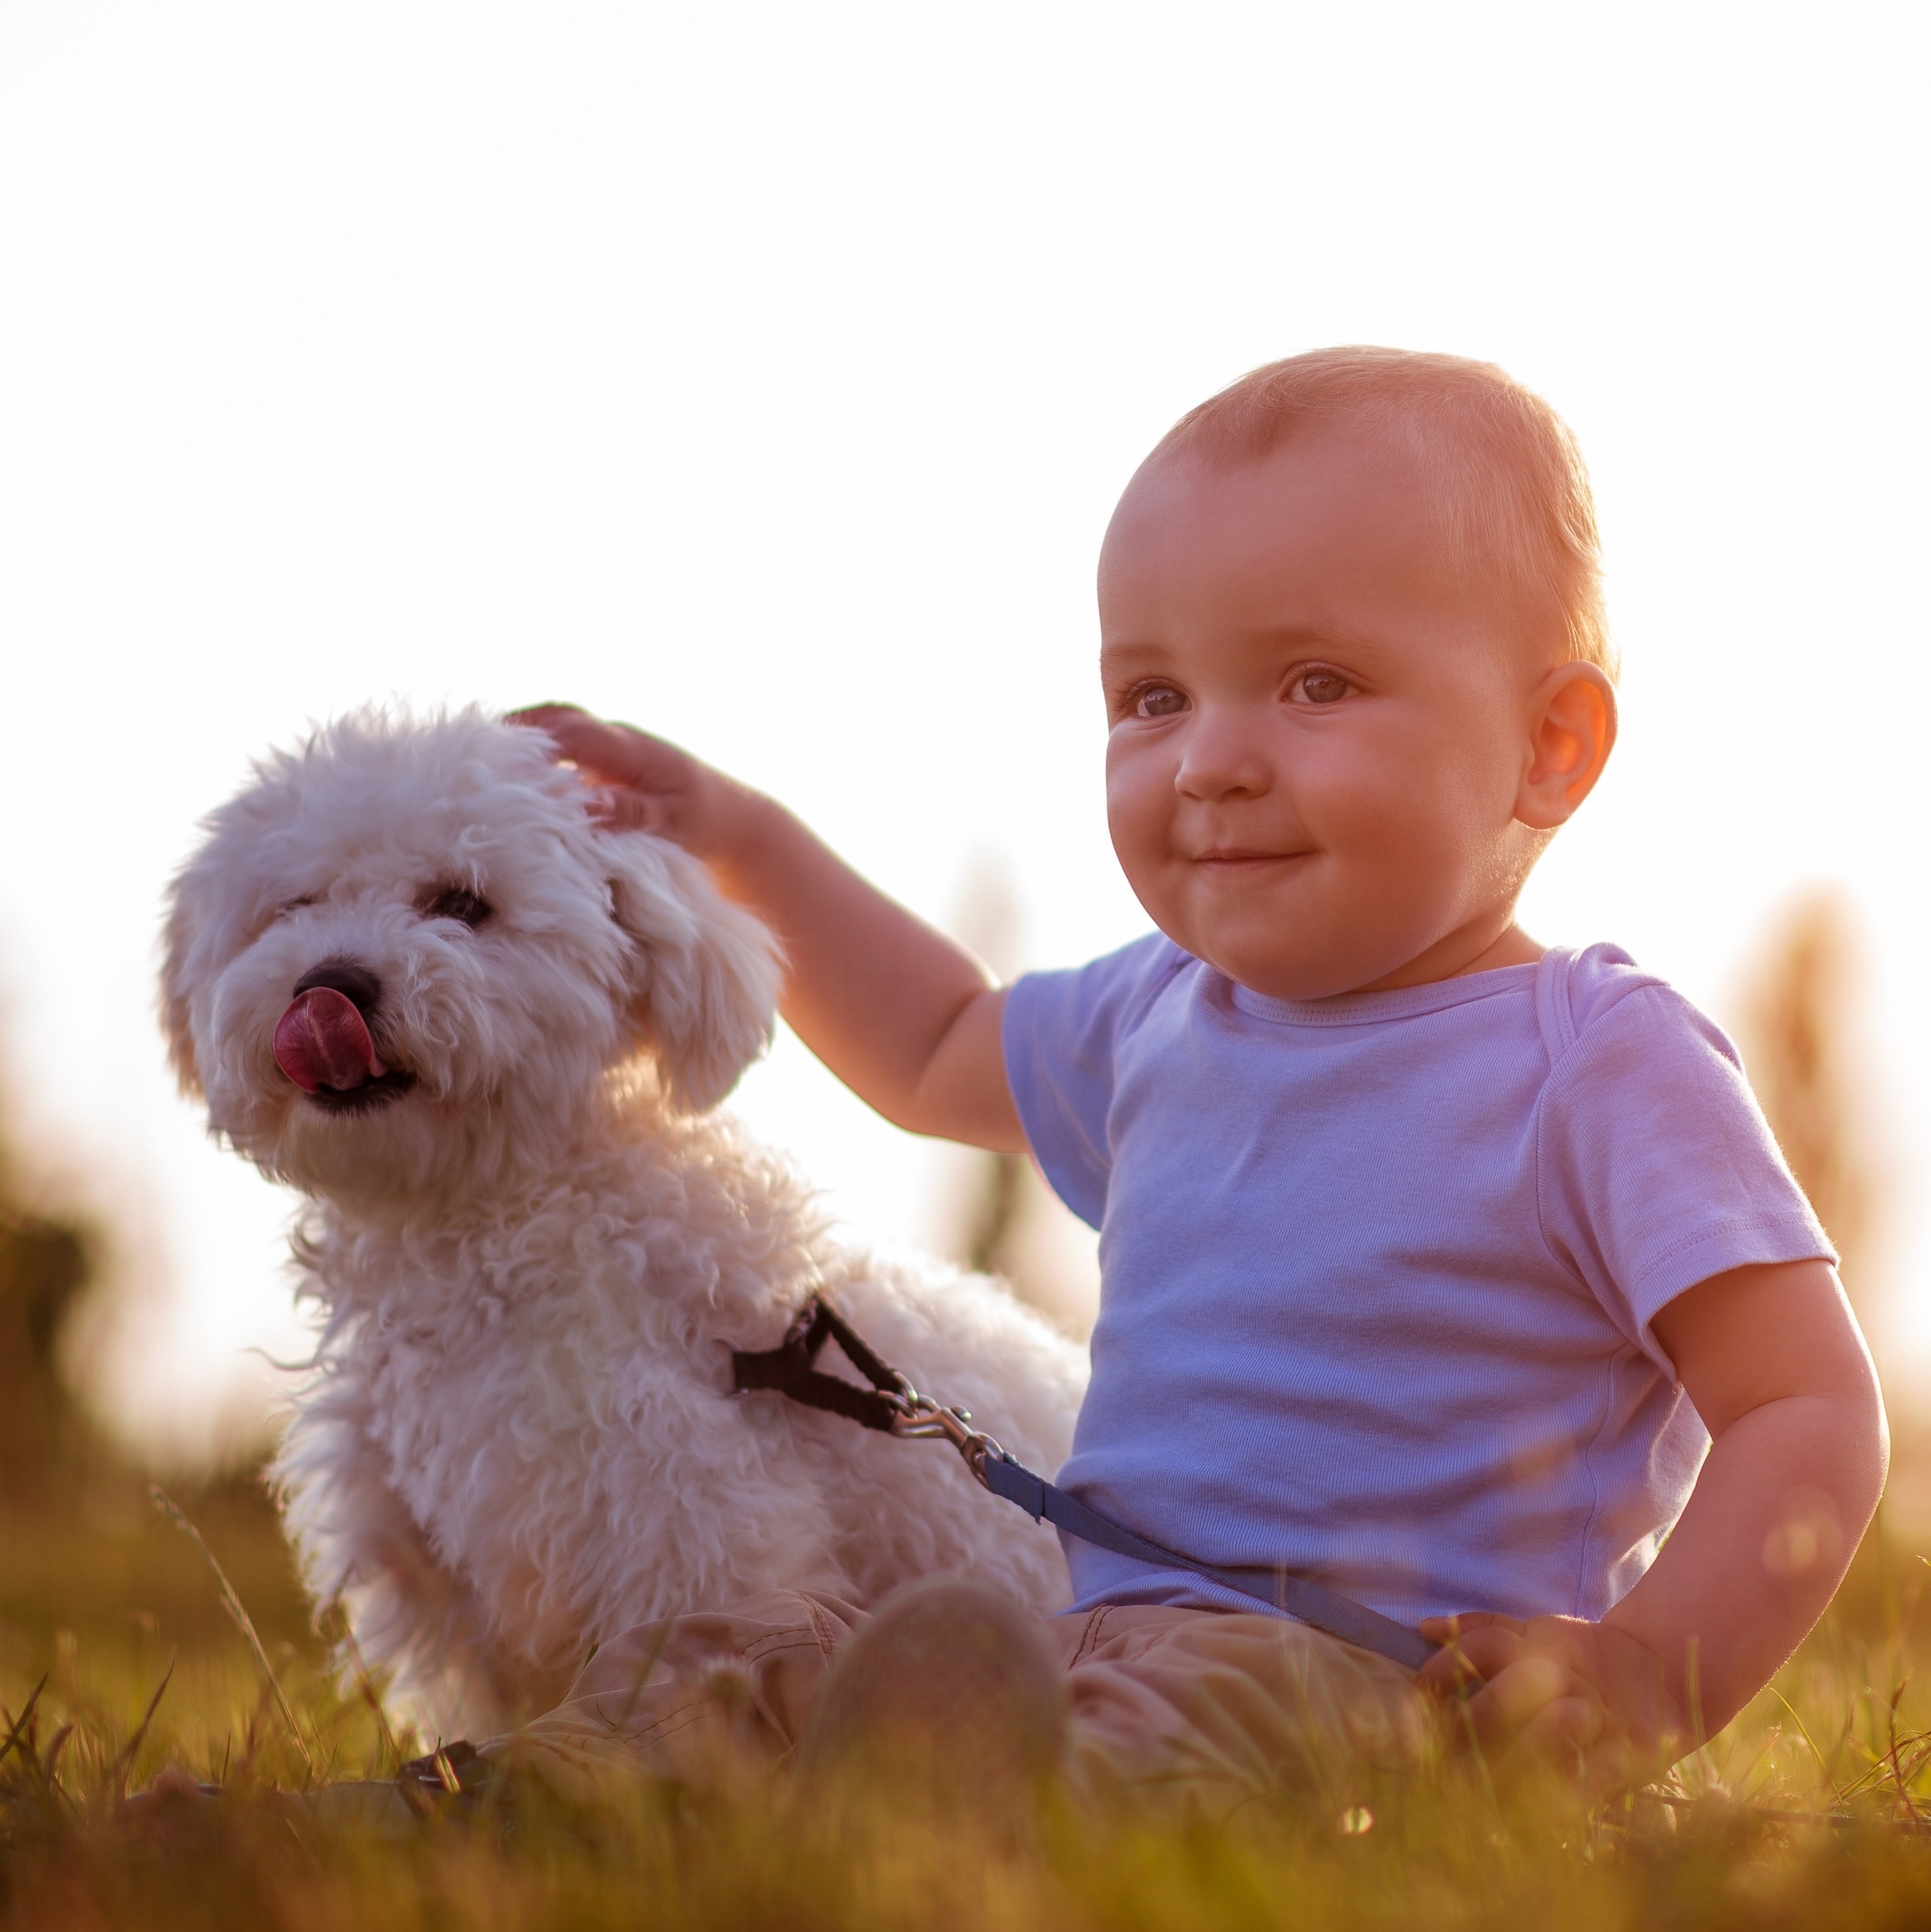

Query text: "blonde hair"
[1152, 347, 1614, 679]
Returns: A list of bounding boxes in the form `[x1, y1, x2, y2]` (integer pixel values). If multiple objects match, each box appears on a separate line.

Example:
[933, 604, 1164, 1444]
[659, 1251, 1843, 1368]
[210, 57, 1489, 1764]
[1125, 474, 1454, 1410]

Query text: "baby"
[508, 348, 1885, 1803]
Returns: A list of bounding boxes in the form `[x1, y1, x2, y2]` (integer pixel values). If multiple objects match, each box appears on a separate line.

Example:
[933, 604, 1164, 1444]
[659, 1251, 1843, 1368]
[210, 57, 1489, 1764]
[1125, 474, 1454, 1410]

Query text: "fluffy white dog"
[162, 709, 1087, 1739]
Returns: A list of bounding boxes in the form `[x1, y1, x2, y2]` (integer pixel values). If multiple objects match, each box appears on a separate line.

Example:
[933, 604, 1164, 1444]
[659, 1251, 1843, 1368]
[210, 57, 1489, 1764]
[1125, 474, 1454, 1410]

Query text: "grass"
[8, 1453, 1931, 1928]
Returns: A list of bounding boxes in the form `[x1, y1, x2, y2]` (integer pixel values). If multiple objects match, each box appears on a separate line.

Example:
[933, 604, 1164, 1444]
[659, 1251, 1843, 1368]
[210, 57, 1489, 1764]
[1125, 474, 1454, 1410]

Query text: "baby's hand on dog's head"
[510, 705, 735, 856]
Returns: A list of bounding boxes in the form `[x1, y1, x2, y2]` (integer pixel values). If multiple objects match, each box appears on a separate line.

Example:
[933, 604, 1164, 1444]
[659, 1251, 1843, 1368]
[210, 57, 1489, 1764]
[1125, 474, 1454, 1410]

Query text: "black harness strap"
[729, 1297, 905, 1434]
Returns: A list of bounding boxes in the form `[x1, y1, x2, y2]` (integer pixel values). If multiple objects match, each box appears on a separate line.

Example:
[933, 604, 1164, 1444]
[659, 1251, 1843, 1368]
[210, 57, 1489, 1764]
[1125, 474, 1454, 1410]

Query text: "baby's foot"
[798, 1576, 1066, 1829]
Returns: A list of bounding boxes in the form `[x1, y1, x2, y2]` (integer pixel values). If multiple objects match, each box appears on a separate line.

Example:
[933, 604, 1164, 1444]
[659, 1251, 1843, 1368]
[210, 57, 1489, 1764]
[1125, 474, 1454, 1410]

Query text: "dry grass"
[7, 1462, 1931, 1929]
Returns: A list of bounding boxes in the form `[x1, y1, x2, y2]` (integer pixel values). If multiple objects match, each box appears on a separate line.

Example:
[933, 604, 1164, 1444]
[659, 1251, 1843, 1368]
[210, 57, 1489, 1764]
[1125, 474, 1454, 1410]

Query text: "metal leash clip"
[883, 1383, 1007, 1484]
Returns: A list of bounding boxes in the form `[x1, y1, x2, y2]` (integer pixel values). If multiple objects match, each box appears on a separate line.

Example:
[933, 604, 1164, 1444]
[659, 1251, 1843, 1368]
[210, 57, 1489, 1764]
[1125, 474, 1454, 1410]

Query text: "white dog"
[161, 708, 1088, 1739]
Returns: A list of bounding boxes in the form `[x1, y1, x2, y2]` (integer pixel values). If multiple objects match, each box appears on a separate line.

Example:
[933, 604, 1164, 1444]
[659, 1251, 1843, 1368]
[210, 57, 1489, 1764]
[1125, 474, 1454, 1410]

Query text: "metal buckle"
[883, 1386, 1007, 1484]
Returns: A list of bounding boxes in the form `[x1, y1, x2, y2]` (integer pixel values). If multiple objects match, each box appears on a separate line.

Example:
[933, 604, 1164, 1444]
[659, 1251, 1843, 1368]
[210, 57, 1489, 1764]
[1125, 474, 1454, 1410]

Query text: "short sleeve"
[1536, 977, 1835, 1377]
[1001, 933, 1182, 1230]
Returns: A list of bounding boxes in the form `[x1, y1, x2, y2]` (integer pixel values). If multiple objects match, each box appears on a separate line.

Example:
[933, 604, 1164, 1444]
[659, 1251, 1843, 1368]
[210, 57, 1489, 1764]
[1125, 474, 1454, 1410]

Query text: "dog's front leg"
[273, 1375, 528, 1740]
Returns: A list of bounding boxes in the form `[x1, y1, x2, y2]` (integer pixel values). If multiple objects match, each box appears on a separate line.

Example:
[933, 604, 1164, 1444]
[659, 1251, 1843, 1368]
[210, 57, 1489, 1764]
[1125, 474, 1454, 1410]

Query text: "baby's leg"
[480, 1590, 1430, 1818]
[1055, 1605, 1432, 1815]
[480, 1590, 862, 1802]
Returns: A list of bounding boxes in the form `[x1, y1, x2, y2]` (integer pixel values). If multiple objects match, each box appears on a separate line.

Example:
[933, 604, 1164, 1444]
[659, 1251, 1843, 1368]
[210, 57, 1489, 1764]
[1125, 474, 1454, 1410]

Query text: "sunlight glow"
[0, 1, 1925, 1456]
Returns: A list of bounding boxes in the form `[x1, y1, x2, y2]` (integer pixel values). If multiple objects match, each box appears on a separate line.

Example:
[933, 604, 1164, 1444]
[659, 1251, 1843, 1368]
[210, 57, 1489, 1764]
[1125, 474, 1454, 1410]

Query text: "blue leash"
[730, 1296, 1439, 1673]
[977, 1450, 1438, 1670]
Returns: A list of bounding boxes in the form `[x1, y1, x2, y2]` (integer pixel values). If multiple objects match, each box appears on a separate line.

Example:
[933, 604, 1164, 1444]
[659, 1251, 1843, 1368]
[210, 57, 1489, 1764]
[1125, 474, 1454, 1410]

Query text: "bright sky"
[1, 1, 1926, 1458]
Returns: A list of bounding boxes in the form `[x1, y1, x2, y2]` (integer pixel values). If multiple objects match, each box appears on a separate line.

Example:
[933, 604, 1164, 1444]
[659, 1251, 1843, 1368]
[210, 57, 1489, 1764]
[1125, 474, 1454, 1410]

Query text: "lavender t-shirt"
[1003, 939, 1832, 1626]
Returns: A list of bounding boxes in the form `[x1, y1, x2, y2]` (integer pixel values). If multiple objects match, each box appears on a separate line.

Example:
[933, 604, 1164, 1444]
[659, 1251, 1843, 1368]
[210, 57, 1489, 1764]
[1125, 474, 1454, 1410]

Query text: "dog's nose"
[292, 960, 382, 1018]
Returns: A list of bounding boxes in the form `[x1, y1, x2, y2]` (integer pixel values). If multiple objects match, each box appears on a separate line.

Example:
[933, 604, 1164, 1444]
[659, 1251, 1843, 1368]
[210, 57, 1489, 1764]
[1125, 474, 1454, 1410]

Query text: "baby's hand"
[509, 704, 747, 858]
[1415, 1610, 1687, 1799]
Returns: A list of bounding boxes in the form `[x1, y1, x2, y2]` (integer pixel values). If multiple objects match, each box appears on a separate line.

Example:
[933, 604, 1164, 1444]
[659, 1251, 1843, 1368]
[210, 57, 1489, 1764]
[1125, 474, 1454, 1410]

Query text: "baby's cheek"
[1103, 793, 1178, 905]
[1352, 790, 1499, 929]
[1103, 756, 1170, 848]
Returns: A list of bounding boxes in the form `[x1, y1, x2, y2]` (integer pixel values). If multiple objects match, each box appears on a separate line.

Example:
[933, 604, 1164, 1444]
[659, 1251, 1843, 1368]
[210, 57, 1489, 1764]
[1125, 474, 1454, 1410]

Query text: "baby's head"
[1099, 346, 1616, 1000]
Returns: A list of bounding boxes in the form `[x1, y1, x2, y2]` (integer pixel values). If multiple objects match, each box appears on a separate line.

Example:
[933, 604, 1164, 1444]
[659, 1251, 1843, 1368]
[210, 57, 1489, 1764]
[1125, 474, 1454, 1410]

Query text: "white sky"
[0, 1, 1926, 1458]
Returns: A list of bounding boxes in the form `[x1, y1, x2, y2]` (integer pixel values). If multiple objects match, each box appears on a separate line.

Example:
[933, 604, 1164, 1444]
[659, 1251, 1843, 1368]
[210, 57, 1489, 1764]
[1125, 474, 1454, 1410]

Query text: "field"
[7, 1430, 1931, 1931]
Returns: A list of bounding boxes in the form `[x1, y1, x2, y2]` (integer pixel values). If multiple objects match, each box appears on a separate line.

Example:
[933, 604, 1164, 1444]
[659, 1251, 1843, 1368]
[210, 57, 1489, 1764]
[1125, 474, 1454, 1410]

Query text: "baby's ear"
[601, 833, 782, 1112]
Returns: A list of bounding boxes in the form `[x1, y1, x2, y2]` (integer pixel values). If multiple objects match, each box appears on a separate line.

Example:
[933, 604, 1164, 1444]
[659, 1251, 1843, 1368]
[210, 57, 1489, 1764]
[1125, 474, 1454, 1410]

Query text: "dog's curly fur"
[161, 710, 1087, 1738]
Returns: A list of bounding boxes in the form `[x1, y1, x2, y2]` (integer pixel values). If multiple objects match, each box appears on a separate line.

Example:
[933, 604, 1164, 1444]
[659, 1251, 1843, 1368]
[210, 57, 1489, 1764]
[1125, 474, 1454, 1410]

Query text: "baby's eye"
[1290, 668, 1354, 706]
[1133, 683, 1188, 720]
[419, 884, 492, 929]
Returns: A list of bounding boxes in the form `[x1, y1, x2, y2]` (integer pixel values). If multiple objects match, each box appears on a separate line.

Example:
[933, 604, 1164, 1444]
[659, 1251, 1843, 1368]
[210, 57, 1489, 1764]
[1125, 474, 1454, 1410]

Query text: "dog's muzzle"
[274, 980, 414, 1109]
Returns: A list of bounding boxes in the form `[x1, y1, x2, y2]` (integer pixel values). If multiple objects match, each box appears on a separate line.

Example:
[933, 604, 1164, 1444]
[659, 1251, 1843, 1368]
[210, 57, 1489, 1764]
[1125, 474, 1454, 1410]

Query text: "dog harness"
[730, 1296, 1439, 1671]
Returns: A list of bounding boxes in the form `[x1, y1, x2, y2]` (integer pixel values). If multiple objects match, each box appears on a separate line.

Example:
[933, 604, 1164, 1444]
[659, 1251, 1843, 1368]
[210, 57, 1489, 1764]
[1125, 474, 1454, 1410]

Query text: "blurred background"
[0, 1, 1925, 1506]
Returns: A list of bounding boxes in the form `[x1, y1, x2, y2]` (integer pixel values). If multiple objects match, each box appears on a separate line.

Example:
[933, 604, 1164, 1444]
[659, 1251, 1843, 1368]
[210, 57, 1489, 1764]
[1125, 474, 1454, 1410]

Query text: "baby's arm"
[1419, 1257, 1887, 1790]
[512, 704, 1024, 1151]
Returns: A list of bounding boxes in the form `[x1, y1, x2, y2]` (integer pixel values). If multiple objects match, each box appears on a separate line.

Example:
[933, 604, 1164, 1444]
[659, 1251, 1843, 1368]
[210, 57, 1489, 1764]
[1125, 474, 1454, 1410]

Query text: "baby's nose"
[1174, 735, 1271, 802]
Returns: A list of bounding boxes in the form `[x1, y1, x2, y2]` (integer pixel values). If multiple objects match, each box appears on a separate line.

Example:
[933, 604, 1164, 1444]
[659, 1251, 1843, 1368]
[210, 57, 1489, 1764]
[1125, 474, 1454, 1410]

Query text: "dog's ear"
[601, 833, 782, 1112]
[158, 881, 205, 1101]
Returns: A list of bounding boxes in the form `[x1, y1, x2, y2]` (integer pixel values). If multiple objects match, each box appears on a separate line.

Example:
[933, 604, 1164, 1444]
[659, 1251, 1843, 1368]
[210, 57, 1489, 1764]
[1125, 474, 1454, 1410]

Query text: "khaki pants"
[486, 1590, 1431, 1815]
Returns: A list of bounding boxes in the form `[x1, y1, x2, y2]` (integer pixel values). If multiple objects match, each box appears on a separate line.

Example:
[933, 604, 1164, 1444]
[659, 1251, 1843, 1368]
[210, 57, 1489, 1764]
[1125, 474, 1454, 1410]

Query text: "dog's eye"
[420, 884, 492, 929]
[273, 895, 318, 920]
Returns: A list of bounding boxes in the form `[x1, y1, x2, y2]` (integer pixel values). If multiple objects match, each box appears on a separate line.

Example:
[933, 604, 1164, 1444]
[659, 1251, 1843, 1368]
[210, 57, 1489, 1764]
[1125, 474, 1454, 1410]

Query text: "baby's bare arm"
[512, 705, 1025, 1151]
[1420, 1258, 1887, 1787]
[1611, 1257, 1887, 1728]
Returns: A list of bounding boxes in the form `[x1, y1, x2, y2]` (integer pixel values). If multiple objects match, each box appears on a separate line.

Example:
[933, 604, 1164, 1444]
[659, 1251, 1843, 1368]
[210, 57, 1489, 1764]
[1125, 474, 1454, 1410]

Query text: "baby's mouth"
[273, 988, 415, 1113]
[1193, 847, 1313, 872]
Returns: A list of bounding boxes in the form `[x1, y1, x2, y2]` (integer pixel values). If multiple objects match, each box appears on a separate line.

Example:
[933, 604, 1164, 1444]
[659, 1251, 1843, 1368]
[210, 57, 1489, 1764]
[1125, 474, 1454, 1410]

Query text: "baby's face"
[1099, 432, 1549, 1000]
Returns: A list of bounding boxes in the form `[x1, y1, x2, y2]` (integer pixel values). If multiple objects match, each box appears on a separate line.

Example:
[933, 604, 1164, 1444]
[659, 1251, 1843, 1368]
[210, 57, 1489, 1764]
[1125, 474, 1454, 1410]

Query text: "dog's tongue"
[274, 988, 385, 1093]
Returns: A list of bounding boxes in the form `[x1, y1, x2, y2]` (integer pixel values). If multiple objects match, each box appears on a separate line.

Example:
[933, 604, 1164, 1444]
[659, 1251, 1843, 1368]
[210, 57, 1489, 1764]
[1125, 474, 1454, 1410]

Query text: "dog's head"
[161, 708, 780, 1205]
